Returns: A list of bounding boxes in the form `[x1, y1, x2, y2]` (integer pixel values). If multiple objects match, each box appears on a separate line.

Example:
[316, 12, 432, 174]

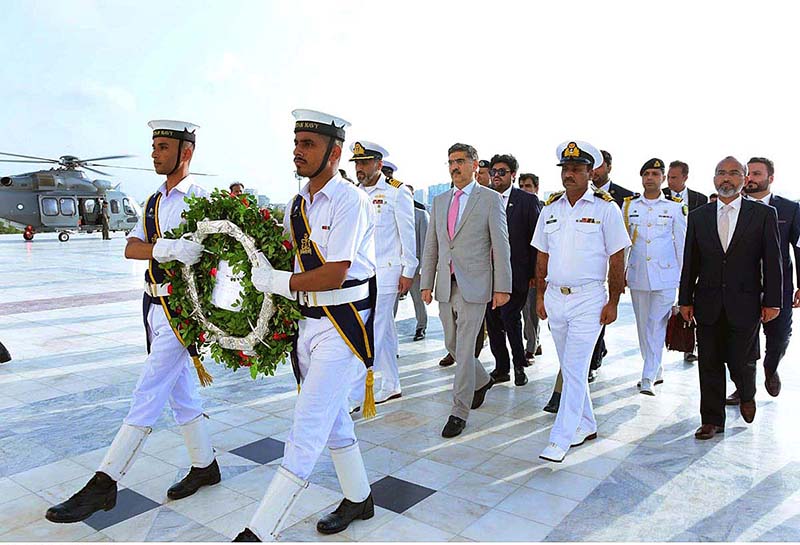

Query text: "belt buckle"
[560, 286, 572, 295]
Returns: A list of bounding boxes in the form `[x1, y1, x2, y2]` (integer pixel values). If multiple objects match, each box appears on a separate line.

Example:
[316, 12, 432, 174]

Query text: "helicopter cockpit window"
[42, 198, 58, 216]
[123, 198, 135, 216]
[110, 200, 120, 214]
[59, 198, 76, 216]
[84, 200, 96, 214]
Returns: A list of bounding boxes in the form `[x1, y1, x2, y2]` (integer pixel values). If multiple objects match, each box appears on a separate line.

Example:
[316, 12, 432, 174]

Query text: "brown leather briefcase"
[665, 307, 695, 352]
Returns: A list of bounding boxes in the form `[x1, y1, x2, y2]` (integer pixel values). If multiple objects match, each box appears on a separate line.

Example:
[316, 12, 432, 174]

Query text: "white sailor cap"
[382, 159, 398, 173]
[148, 120, 200, 143]
[349, 140, 389, 162]
[556, 140, 603, 169]
[292, 109, 350, 140]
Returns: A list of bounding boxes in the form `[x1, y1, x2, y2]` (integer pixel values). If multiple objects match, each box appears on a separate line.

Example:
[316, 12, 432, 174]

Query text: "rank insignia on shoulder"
[577, 217, 601, 224]
[593, 189, 614, 202]
[387, 177, 403, 189]
[545, 191, 565, 205]
[624, 194, 640, 201]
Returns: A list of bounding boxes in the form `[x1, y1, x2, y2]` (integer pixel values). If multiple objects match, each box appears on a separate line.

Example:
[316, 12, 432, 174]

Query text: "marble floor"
[2, 232, 800, 542]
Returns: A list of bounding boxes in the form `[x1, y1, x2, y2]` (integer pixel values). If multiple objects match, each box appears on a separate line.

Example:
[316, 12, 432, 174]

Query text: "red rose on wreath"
[238, 351, 252, 367]
[199, 332, 207, 343]
[282, 240, 292, 251]
[261, 208, 271, 221]
[167, 284, 173, 295]
[210, 267, 217, 278]
[241, 196, 248, 206]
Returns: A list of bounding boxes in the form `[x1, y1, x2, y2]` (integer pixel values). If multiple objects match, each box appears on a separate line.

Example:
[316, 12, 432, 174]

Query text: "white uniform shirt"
[128, 175, 208, 242]
[717, 195, 743, 249]
[531, 188, 631, 287]
[284, 174, 376, 282]
[359, 174, 418, 278]
[624, 193, 687, 291]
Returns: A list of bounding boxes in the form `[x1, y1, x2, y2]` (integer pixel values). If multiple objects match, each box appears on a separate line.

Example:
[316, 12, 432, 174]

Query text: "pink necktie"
[448, 189, 463, 274]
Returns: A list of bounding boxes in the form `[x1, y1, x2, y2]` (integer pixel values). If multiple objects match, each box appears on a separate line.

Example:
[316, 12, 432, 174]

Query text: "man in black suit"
[725, 156, 800, 400]
[484, 154, 540, 386]
[587, 150, 633, 380]
[664, 160, 709, 362]
[679, 156, 782, 440]
[664, 160, 708, 211]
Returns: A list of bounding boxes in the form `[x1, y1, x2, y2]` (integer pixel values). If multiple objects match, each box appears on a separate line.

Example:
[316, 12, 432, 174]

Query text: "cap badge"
[564, 142, 581, 158]
[353, 142, 366, 155]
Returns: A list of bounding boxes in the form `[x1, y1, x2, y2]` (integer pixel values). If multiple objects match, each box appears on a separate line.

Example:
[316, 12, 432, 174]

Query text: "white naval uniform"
[281, 174, 376, 480]
[531, 188, 630, 451]
[126, 176, 207, 427]
[357, 174, 417, 395]
[624, 194, 687, 384]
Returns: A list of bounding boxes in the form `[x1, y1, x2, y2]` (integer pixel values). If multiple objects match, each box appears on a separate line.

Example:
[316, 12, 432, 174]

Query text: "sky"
[2, 0, 799, 204]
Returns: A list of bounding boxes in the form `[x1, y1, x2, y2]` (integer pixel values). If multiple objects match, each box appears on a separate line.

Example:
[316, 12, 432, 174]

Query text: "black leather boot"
[167, 459, 221, 500]
[543, 391, 561, 414]
[45, 472, 117, 523]
[316, 494, 374, 535]
[233, 528, 261, 542]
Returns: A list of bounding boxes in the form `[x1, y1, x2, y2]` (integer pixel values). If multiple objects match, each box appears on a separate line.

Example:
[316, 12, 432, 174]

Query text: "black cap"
[640, 158, 665, 176]
[478, 159, 490, 168]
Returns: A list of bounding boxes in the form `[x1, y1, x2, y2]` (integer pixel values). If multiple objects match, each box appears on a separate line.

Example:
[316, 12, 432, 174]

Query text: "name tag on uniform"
[577, 218, 600, 224]
[629, 213, 639, 218]
[658, 214, 671, 219]
[545, 218, 558, 224]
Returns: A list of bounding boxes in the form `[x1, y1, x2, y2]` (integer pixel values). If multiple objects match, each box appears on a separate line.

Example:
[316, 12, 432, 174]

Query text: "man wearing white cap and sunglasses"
[47, 120, 220, 523]
[531, 140, 630, 463]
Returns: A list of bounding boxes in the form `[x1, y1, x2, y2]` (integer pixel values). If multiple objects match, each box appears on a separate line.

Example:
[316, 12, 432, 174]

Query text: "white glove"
[152, 237, 204, 265]
[251, 252, 295, 300]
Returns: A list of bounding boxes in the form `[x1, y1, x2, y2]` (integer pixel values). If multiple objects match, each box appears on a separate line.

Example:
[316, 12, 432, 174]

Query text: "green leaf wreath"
[160, 189, 301, 379]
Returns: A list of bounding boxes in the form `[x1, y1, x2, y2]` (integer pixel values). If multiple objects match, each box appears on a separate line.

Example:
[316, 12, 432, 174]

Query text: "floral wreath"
[160, 189, 300, 379]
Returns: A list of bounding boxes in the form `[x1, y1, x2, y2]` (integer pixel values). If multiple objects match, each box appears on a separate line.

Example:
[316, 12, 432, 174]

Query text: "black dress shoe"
[442, 415, 466, 438]
[765, 371, 781, 397]
[489, 370, 510, 383]
[514, 369, 528, 386]
[535, 345, 542, 356]
[439, 353, 455, 367]
[587, 368, 598, 383]
[317, 494, 374, 535]
[233, 528, 261, 542]
[167, 459, 221, 500]
[525, 351, 534, 361]
[684, 352, 698, 362]
[46, 472, 117, 523]
[726, 390, 740, 406]
[471, 378, 494, 409]
[413, 328, 426, 341]
[543, 391, 561, 413]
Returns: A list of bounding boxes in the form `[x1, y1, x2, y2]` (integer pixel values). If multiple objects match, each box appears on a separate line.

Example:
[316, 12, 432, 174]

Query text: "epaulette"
[544, 191, 565, 206]
[387, 177, 403, 189]
[669, 195, 684, 203]
[624, 194, 640, 202]
[594, 188, 615, 202]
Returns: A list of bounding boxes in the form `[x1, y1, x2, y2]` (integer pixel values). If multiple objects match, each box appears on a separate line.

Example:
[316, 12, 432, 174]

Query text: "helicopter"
[0, 151, 153, 242]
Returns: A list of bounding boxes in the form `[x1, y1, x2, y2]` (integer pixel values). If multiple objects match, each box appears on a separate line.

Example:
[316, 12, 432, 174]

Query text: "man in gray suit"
[408, 184, 430, 340]
[421, 143, 512, 438]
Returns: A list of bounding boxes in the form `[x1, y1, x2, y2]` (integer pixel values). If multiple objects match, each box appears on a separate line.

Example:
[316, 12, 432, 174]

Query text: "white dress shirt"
[500, 186, 512, 209]
[283, 174, 377, 282]
[531, 188, 631, 287]
[717, 195, 743, 250]
[128, 175, 207, 242]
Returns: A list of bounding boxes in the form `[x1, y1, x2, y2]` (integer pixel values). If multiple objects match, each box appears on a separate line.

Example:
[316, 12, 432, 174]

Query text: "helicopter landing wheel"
[23, 231, 34, 241]
[58, 232, 70, 242]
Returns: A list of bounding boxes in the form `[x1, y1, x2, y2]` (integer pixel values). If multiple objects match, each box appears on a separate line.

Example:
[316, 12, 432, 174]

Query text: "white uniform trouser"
[630, 288, 675, 383]
[373, 265, 402, 393]
[124, 303, 204, 427]
[282, 310, 368, 480]
[544, 283, 606, 451]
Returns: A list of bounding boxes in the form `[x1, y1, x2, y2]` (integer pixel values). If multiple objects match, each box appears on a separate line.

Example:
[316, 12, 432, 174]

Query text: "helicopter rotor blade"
[78, 154, 136, 163]
[0, 151, 61, 163]
[88, 164, 155, 172]
[0, 159, 56, 164]
[81, 165, 113, 176]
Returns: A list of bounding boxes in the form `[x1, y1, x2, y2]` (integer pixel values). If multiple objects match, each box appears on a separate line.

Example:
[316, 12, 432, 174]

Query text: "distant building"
[426, 182, 451, 208]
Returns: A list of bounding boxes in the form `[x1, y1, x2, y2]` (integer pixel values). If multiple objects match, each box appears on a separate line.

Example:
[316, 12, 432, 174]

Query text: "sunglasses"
[489, 168, 512, 177]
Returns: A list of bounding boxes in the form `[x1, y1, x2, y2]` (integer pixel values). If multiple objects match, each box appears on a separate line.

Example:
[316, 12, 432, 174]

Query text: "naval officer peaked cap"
[148, 120, 200, 143]
[292, 109, 350, 140]
[349, 140, 390, 162]
[382, 159, 398, 173]
[556, 140, 603, 169]
[640, 157, 665, 175]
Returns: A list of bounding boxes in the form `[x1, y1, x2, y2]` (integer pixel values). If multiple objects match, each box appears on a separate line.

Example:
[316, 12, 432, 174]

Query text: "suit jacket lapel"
[726, 199, 755, 254]
[506, 188, 518, 223]
[706, 203, 725, 254]
[453, 187, 480, 239]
